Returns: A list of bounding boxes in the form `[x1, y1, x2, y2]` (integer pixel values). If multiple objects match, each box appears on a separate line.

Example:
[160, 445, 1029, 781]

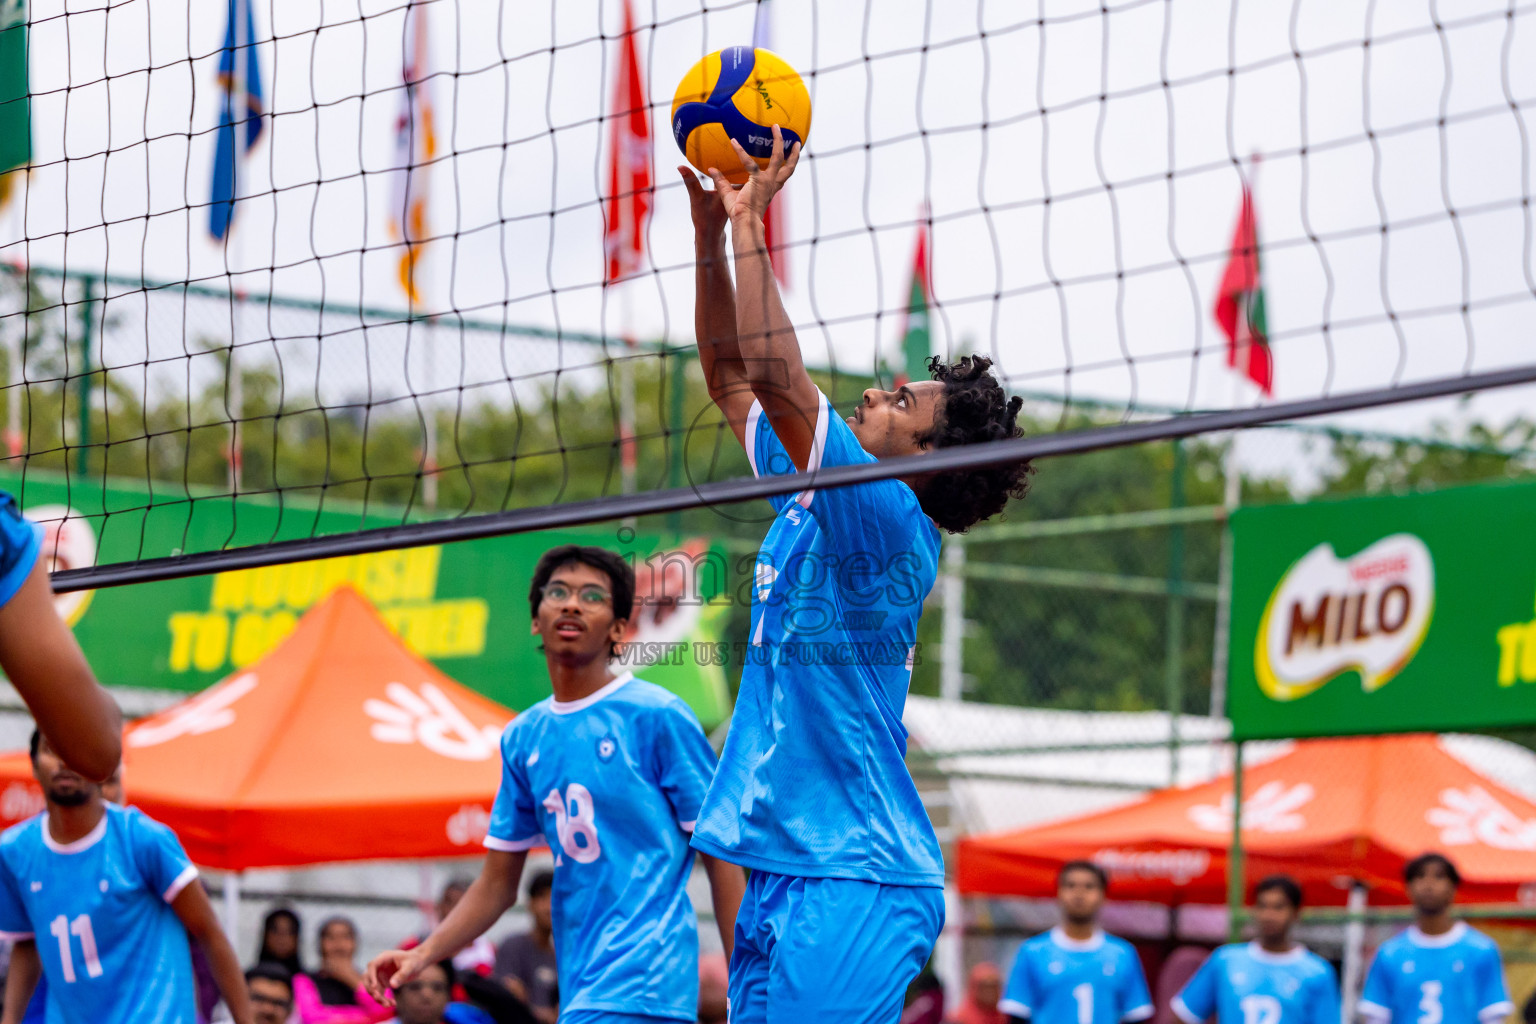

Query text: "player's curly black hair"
[913, 354, 1033, 533]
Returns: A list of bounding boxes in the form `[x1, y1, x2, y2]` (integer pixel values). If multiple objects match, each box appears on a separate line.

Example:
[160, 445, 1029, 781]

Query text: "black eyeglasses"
[539, 582, 611, 607]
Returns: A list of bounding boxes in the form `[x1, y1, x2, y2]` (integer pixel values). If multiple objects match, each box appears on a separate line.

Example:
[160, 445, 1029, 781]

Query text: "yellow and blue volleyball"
[671, 46, 812, 185]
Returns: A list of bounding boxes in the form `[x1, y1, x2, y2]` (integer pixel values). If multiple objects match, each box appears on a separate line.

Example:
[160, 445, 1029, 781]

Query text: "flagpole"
[226, 0, 249, 495]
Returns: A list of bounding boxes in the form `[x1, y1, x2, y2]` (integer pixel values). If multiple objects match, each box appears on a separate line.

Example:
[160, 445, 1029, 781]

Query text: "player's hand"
[679, 165, 729, 243]
[363, 947, 428, 1005]
[706, 123, 801, 225]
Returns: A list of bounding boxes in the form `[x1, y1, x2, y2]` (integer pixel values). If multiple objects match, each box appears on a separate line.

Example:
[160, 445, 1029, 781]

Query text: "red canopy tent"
[0, 586, 516, 870]
[957, 734, 1536, 907]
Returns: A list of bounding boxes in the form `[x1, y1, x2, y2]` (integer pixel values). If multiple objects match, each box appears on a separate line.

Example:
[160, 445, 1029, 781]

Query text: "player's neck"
[1257, 935, 1297, 954]
[1060, 919, 1098, 942]
[46, 797, 105, 845]
[546, 657, 619, 704]
[1415, 911, 1455, 936]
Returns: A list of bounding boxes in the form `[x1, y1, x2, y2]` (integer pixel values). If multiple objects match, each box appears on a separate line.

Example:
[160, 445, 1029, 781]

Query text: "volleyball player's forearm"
[416, 854, 523, 962]
[729, 214, 811, 402]
[694, 232, 747, 398]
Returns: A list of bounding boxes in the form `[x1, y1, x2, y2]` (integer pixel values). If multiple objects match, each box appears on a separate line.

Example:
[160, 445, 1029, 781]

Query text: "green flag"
[898, 220, 931, 384]
[0, 0, 29, 204]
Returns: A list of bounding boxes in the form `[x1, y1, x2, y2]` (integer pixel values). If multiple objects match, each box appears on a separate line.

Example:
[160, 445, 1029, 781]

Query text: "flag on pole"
[390, 0, 436, 307]
[0, 0, 30, 215]
[753, 0, 789, 287]
[603, 0, 651, 284]
[1214, 183, 1273, 396]
[208, 0, 264, 242]
[896, 215, 932, 386]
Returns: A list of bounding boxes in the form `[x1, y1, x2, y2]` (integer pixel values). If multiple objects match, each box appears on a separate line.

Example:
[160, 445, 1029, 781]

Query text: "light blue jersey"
[1359, 923, 1512, 1024]
[485, 672, 716, 1022]
[691, 392, 943, 887]
[0, 805, 200, 1024]
[1172, 942, 1339, 1024]
[1002, 928, 1154, 1024]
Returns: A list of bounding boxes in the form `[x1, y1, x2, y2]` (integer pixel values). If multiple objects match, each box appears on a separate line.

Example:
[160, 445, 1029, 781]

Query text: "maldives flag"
[896, 217, 931, 386]
[604, 0, 650, 283]
[1214, 184, 1273, 395]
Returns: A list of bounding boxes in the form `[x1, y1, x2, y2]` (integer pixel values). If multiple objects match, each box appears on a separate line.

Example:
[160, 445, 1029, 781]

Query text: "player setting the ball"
[680, 124, 1032, 1022]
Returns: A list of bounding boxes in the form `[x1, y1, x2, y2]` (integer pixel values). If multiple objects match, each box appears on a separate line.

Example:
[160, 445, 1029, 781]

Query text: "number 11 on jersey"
[49, 913, 103, 982]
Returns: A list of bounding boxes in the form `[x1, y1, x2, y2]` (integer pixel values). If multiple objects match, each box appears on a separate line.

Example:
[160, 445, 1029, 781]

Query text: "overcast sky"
[6, 0, 1536, 463]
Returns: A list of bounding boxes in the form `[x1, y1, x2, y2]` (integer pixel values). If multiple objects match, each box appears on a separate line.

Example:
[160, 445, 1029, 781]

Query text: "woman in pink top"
[293, 917, 393, 1024]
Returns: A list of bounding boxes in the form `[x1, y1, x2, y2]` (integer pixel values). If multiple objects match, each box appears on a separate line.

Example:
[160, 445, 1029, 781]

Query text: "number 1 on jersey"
[49, 913, 103, 982]
[1073, 982, 1094, 1024]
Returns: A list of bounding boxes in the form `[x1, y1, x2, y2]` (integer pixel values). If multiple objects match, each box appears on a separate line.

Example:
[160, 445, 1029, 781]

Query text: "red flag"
[1214, 184, 1273, 396]
[895, 217, 931, 387]
[604, 0, 651, 284]
[754, 1, 789, 287]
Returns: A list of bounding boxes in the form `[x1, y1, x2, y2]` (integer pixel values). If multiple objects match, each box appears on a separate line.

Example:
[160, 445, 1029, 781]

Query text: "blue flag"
[209, 0, 264, 241]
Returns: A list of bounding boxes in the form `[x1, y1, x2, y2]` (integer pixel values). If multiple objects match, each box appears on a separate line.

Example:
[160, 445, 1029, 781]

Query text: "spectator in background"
[423, 880, 495, 978]
[294, 916, 392, 1023]
[698, 954, 728, 1024]
[492, 872, 556, 1023]
[1171, 876, 1337, 1024]
[1360, 854, 1512, 1024]
[902, 967, 946, 1024]
[1001, 861, 1153, 1024]
[257, 907, 305, 976]
[947, 963, 1004, 1024]
[248, 963, 296, 1024]
[387, 959, 451, 1024]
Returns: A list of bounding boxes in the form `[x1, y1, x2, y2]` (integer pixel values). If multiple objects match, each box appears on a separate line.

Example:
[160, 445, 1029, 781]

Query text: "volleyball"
[671, 46, 812, 185]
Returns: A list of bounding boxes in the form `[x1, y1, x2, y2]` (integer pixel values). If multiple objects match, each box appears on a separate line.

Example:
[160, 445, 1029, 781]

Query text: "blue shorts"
[728, 870, 944, 1024]
[0, 493, 41, 608]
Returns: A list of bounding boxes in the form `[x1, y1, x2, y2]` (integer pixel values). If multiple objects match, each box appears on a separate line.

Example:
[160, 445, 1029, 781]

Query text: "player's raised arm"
[705, 126, 819, 471]
[680, 166, 754, 449]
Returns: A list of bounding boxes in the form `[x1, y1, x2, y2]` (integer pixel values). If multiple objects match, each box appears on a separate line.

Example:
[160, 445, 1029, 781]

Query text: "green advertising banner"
[0, 0, 29, 176]
[1228, 478, 1536, 740]
[6, 472, 732, 725]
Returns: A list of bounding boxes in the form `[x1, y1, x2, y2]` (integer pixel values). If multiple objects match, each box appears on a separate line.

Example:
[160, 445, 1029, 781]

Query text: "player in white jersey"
[0, 731, 251, 1024]
[680, 127, 1032, 1021]
[1360, 854, 1512, 1024]
[367, 545, 745, 1024]
[1172, 875, 1338, 1024]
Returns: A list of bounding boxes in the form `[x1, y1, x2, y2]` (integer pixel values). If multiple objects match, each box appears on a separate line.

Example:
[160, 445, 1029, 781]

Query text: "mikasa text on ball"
[671, 46, 812, 184]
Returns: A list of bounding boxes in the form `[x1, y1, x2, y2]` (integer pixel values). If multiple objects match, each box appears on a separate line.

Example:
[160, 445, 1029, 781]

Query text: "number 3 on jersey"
[543, 783, 602, 863]
[49, 913, 103, 983]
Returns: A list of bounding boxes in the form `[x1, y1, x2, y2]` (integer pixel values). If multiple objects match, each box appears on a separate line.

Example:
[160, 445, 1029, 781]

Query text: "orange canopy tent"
[957, 734, 1536, 907]
[0, 586, 515, 871]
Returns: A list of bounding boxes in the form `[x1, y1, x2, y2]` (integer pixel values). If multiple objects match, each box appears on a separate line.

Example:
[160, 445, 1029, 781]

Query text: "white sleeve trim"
[744, 401, 764, 476]
[678, 819, 697, 833]
[1171, 996, 1205, 1024]
[794, 391, 831, 509]
[998, 1000, 1030, 1018]
[162, 864, 199, 903]
[484, 834, 547, 852]
[1357, 1000, 1391, 1022]
[1477, 1002, 1515, 1022]
[0, 930, 33, 941]
[1123, 1005, 1155, 1022]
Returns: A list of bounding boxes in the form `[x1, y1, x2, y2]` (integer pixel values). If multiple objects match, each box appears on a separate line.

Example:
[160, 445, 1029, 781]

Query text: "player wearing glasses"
[366, 545, 745, 1024]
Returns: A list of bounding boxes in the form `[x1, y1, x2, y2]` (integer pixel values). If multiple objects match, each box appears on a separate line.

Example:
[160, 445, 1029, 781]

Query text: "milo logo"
[1254, 534, 1434, 701]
